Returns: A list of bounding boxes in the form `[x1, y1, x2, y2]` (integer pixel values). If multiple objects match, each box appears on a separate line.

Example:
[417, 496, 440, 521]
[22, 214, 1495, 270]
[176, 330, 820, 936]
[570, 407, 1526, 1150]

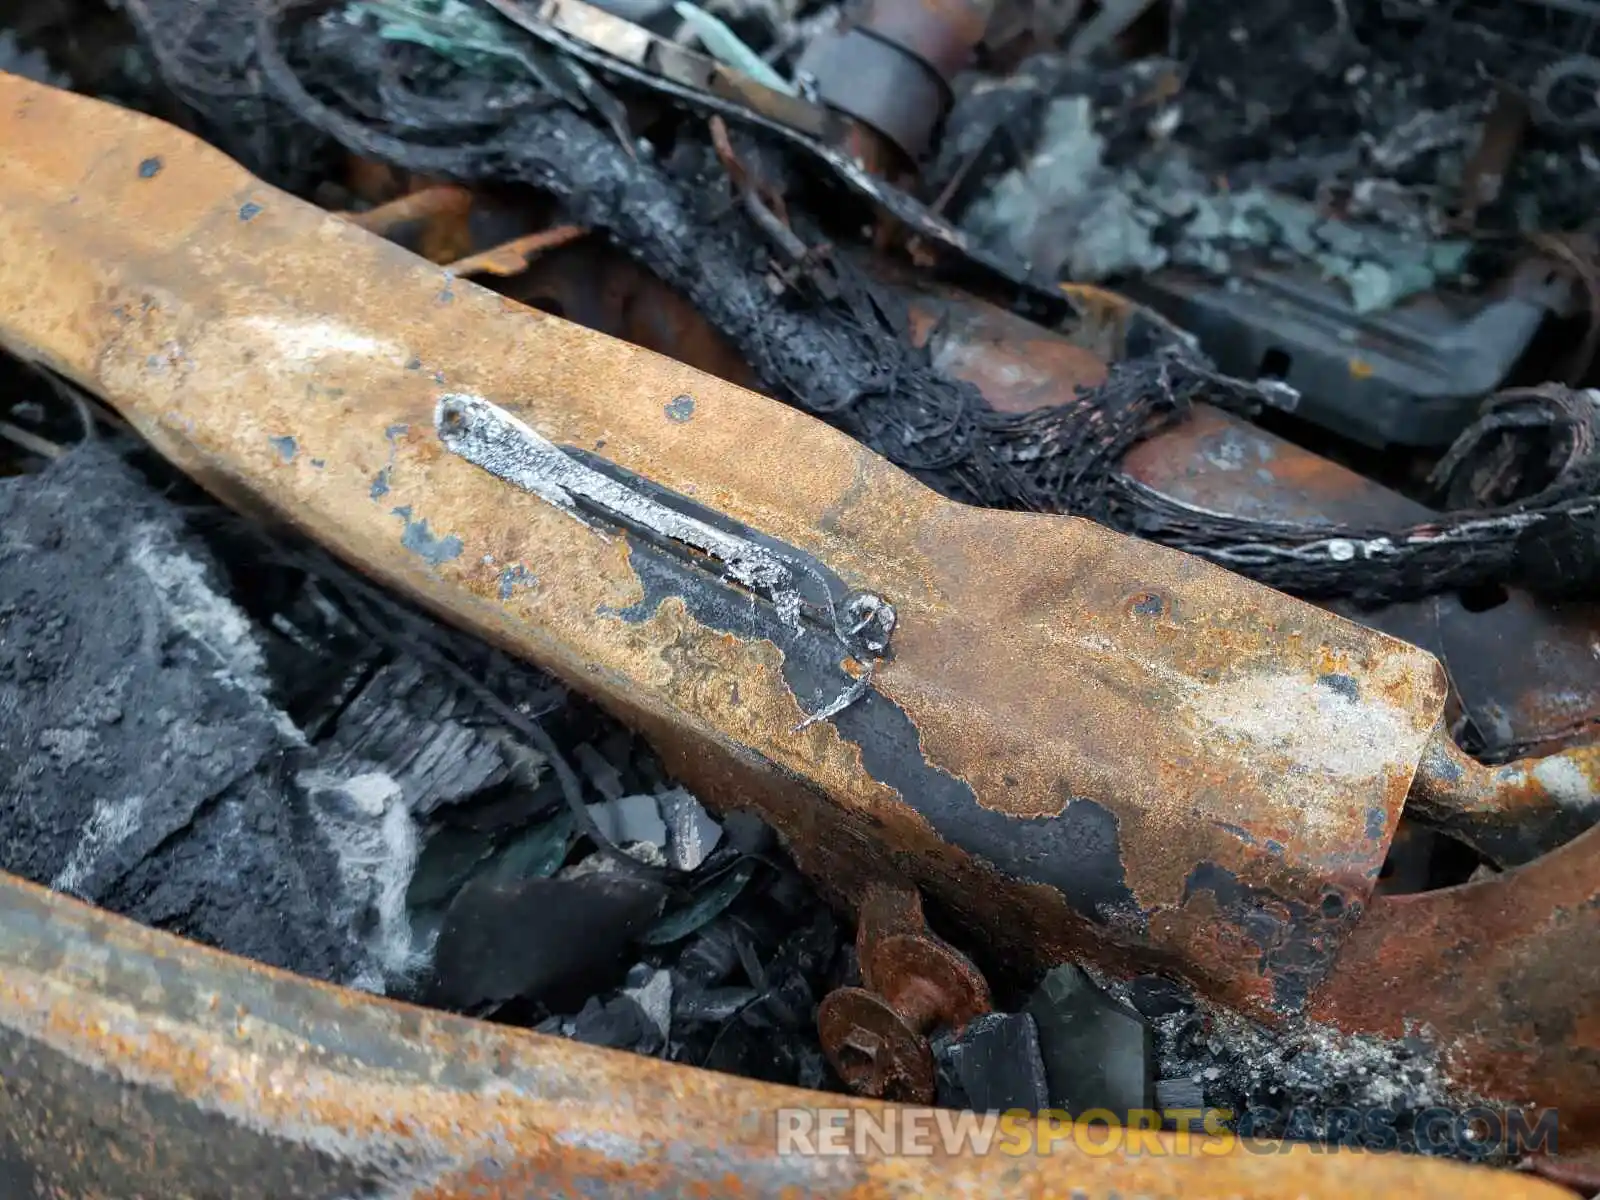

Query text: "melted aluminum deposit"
[435, 392, 805, 624]
[435, 392, 895, 729]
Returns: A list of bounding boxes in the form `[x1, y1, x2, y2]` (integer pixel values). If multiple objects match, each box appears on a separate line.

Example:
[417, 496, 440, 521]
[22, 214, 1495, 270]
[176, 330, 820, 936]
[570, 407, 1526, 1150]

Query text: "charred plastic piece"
[817, 882, 990, 1102]
[946, 1010, 1051, 1113]
[796, 0, 993, 161]
[1025, 963, 1152, 1118]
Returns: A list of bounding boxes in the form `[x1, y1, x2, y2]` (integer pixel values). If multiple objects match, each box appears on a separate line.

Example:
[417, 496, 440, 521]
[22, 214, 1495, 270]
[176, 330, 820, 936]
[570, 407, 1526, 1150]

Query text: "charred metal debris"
[2, 1, 1600, 1192]
[110, 0, 1600, 605]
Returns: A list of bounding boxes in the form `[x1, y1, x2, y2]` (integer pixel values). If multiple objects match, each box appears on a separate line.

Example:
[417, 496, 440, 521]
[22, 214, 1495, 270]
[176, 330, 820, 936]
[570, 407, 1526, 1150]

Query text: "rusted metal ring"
[857, 0, 991, 83]
[865, 932, 991, 1032]
[795, 28, 947, 161]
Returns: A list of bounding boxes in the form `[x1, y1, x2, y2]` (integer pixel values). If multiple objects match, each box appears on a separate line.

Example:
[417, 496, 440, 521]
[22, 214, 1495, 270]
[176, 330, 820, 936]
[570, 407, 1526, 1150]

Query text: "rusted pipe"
[1408, 730, 1600, 866]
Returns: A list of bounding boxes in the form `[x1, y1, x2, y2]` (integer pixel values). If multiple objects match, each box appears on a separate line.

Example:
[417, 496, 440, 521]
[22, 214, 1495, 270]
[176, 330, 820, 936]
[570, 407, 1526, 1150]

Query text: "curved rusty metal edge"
[0, 868, 1576, 1199]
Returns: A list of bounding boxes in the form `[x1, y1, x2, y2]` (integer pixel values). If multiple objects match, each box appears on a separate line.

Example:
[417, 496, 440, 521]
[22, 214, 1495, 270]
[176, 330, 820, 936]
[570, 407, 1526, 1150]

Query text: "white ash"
[588, 794, 670, 853]
[660, 787, 723, 871]
[51, 794, 148, 898]
[1091, 968, 1482, 1143]
[299, 768, 428, 993]
[130, 528, 304, 742]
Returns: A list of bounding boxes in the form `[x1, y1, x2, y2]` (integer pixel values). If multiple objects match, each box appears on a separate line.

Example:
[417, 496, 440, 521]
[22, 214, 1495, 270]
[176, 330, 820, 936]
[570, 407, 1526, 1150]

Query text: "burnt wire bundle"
[121, 0, 1600, 602]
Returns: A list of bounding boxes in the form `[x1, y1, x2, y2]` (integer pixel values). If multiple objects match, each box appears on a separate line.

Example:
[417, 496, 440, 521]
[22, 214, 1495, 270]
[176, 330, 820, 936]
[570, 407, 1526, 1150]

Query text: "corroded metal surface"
[0, 74, 1596, 1190]
[1309, 820, 1600, 1162]
[873, 284, 1600, 1152]
[900, 286, 1600, 760]
[1354, 589, 1600, 762]
[820, 883, 991, 1102]
[0, 869, 1573, 1200]
[443, 224, 587, 278]
[338, 183, 1600, 763]
[1409, 730, 1600, 866]
[0, 75, 1450, 1020]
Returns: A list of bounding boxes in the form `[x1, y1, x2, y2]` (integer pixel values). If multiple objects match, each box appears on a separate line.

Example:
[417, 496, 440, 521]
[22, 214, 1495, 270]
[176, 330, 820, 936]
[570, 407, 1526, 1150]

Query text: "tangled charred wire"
[122, 0, 1600, 603]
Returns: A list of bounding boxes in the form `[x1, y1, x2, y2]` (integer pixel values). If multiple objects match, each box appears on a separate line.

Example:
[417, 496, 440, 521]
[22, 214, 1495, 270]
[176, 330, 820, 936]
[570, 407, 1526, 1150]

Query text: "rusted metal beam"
[0, 867, 1576, 1199]
[505, 241, 1600, 766]
[0, 71, 1447, 1022]
[339, 182, 1600, 1127]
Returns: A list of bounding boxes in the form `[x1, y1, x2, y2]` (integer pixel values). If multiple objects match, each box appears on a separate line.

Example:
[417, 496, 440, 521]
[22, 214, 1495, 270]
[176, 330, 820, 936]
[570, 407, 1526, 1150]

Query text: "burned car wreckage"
[2, 0, 1600, 1195]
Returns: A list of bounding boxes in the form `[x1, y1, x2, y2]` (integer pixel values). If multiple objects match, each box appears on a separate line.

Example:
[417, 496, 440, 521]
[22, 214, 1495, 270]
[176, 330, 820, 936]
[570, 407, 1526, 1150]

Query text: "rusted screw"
[817, 883, 991, 1103]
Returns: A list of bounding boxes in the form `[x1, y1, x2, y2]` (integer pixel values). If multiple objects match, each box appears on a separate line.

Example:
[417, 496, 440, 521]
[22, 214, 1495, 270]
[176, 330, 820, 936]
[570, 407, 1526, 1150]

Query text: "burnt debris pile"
[2, 0, 1599, 1180]
[0, 403, 847, 1090]
[89, 0, 1600, 606]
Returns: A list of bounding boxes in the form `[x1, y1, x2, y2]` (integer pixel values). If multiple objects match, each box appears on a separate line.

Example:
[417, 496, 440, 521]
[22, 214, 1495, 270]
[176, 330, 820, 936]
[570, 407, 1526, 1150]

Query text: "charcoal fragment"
[676, 919, 744, 985]
[949, 1012, 1050, 1113]
[1129, 974, 1196, 1020]
[0, 449, 361, 984]
[316, 659, 527, 817]
[674, 984, 760, 1024]
[427, 872, 666, 1011]
[931, 1030, 973, 1110]
[568, 993, 658, 1053]
[1026, 963, 1153, 1117]
[640, 861, 755, 945]
[720, 810, 776, 856]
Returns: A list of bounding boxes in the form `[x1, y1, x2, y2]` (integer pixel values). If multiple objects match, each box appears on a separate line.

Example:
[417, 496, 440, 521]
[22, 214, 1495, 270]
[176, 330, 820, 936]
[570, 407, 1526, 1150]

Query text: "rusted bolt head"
[818, 986, 936, 1103]
[859, 0, 992, 82]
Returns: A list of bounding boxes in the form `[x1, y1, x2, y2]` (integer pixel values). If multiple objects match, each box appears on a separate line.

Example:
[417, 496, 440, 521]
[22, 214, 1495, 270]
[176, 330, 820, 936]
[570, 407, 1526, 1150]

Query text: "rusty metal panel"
[0, 867, 1575, 1198]
[897, 284, 1600, 760]
[0, 73, 1449, 1022]
[1310, 822, 1600, 1160]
